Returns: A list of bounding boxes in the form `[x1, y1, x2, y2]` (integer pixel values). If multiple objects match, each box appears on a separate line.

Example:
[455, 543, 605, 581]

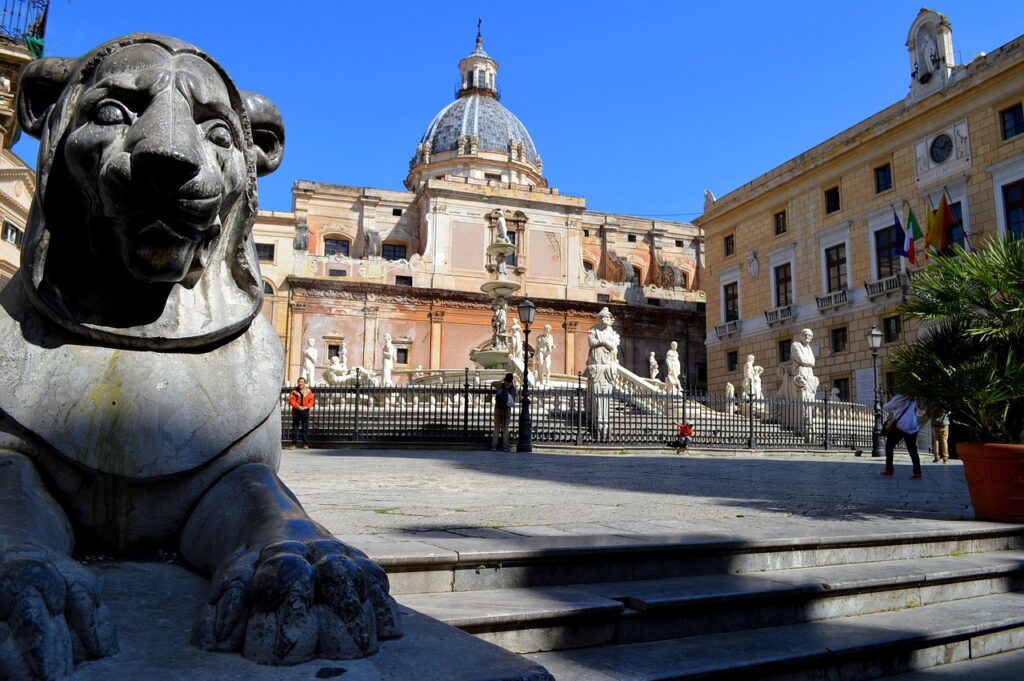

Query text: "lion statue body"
[0, 35, 399, 680]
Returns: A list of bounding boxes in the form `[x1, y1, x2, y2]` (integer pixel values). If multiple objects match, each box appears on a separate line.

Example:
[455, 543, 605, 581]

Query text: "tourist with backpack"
[491, 373, 517, 451]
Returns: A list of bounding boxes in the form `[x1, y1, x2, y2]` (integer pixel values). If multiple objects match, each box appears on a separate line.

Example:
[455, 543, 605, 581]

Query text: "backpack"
[496, 384, 514, 408]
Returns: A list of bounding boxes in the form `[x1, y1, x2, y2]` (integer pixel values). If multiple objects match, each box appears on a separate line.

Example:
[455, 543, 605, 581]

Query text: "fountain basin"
[481, 280, 521, 298]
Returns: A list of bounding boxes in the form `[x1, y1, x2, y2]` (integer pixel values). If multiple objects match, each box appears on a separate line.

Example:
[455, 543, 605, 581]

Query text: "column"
[287, 304, 305, 384]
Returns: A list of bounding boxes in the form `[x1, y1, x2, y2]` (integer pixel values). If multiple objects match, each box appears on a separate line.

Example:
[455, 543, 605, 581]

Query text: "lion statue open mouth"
[0, 34, 401, 679]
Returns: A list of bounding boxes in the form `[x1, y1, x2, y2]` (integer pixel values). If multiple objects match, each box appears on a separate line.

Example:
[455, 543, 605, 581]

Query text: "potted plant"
[889, 235, 1024, 521]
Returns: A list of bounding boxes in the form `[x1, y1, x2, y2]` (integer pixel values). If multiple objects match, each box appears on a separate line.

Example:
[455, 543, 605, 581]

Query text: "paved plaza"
[280, 447, 975, 551]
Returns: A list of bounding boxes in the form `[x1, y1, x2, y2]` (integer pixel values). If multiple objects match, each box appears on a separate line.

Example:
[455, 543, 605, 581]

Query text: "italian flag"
[904, 207, 923, 266]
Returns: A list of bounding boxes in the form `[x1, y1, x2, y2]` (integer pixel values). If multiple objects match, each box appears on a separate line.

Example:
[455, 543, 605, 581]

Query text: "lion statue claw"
[0, 35, 400, 678]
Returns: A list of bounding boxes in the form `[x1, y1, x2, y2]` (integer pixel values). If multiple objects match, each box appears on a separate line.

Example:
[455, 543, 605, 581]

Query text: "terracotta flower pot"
[957, 443, 1024, 522]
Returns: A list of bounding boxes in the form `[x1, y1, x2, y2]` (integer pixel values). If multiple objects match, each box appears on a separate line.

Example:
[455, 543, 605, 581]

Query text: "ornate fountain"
[470, 211, 521, 368]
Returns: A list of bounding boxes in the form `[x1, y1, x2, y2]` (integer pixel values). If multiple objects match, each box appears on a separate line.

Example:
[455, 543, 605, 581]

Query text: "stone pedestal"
[68, 562, 552, 681]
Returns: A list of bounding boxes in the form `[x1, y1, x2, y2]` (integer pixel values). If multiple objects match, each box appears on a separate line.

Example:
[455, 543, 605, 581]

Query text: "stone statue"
[0, 35, 400, 677]
[586, 307, 621, 438]
[381, 333, 396, 387]
[492, 296, 509, 350]
[293, 219, 309, 251]
[725, 381, 737, 414]
[509, 319, 524, 363]
[495, 213, 510, 243]
[742, 354, 765, 400]
[535, 324, 555, 386]
[301, 337, 319, 382]
[790, 328, 820, 401]
[363, 228, 383, 258]
[648, 351, 659, 381]
[339, 338, 348, 370]
[323, 354, 347, 385]
[665, 341, 682, 394]
[496, 252, 509, 277]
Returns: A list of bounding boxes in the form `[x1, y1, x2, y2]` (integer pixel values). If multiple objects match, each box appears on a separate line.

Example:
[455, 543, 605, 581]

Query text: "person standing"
[288, 377, 315, 449]
[490, 373, 516, 452]
[881, 393, 922, 479]
[932, 412, 950, 463]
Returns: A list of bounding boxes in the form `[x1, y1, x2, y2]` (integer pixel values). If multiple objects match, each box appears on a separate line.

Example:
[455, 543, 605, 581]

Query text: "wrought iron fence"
[0, 0, 47, 42]
[280, 378, 888, 451]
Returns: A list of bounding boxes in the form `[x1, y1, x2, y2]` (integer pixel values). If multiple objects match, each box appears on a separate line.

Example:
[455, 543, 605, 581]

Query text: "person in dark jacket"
[490, 373, 516, 452]
[881, 393, 921, 479]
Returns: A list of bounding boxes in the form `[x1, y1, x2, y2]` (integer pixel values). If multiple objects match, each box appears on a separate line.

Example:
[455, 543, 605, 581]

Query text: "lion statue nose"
[131, 148, 202, 200]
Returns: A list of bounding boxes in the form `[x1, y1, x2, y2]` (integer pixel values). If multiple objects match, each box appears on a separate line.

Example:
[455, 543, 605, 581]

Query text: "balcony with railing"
[764, 304, 795, 327]
[0, 0, 48, 47]
[714, 319, 741, 339]
[815, 289, 849, 312]
[864, 273, 904, 300]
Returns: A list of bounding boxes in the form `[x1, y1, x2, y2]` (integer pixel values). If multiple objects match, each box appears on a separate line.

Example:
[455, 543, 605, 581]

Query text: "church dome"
[419, 95, 541, 166]
[406, 31, 545, 190]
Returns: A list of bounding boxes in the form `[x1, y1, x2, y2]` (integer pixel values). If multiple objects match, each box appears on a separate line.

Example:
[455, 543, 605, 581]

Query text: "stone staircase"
[377, 523, 1024, 680]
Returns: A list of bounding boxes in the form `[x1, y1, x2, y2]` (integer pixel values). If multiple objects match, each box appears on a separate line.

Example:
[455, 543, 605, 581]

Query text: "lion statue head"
[16, 34, 284, 348]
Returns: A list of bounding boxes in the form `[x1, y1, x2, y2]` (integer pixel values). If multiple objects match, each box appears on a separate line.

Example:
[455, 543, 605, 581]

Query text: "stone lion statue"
[0, 34, 400, 679]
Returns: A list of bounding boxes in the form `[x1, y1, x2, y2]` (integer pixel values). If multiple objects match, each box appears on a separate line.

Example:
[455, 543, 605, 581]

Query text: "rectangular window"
[597, 293, 610, 303]
[392, 208, 403, 216]
[675, 239, 685, 247]
[883, 315, 902, 343]
[874, 225, 900, 279]
[723, 282, 739, 323]
[778, 340, 791, 363]
[833, 377, 851, 402]
[255, 243, 275, 262]
[484, 173, 501, 182]
[627, 234, 637, 243]
[1003, 179, 1024, 239]
[774, 210, 787, 235]
[773, 263, 792, 307]
[647, 298, 661, 306]
[506, 230, 517, 267]
[831, 326, 848, 354]
[724, 234, 735, 257]
[395, 275, 413, 286]
[1, 221, 23, 249]
[942, 201, 965, 254]
[825, 186, 841, 214]
[327, 343, 341, 360]
[1001, 103, 1024, 140]
[396, 348, 409, 365]
[382, 243, 407, 261]
[583, 261, 594, 273]
[583, 229, 590, 237]
[825, 243, 847, 292]
[328, 268, 347, 277]
[874, 163, 893, 193]
[726, 351, 739, 372]
[324, 238, 349, 257]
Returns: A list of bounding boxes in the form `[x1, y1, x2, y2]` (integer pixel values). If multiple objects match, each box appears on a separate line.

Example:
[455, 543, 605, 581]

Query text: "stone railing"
[815, 289, 849, 312]
[764, 305, 795, 326]
[714, 319, 741, 339]
[864, 273, 904, 300]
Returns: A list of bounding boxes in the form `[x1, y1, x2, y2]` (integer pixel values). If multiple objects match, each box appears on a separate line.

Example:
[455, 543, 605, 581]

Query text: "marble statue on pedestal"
[495, 213, 510, 243]
[535, 324, 555, 386]
[381, 333, 396, 387]
[301, 337, 318, 382]
[648, 352, 659, 381]
[0, 34, 400, 678]
[492, 296, 509, 351]
[509, 319, 524, 363]
[725, 381, 737, 414]
[665, 341, 682, 394]
[790, 328, 819, 401]
[586, 308, 621, 438]
[742, 354, 765, 400]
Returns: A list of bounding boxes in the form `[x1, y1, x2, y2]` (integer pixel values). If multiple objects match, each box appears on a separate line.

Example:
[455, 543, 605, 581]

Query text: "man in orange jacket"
[288, 377, 315, 448]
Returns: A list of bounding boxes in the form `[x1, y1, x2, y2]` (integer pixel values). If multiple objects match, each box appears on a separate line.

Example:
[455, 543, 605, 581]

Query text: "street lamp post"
[516, 297, 537, 452]
[867, 325, 884, 457]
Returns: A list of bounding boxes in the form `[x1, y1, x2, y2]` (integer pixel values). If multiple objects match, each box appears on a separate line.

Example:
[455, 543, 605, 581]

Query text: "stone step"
[887, 645, 1024, 679]
[372, 523, 1024, 596]
[526, 591, 1024, 680]
[397, 551, 1024, 653]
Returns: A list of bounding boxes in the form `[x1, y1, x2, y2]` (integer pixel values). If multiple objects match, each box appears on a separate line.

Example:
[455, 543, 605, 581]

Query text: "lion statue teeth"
[0, 34, 401, 679]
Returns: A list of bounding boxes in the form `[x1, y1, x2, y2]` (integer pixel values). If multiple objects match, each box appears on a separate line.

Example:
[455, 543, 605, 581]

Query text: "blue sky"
[13, 1, 1024, 217]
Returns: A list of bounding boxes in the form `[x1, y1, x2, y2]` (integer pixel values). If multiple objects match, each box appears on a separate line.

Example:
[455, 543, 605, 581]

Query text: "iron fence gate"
[281, 380, 890, 451]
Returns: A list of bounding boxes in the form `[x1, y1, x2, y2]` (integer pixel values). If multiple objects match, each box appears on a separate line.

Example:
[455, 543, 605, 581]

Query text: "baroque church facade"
[255, 34, 706, 385]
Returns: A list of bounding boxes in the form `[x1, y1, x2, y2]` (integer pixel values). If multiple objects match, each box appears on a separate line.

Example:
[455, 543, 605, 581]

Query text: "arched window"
[324, 237, 350, 257]
[632, 266, 643, 284]
[262, 280, 274, 295]
[583, 261, 595, 273]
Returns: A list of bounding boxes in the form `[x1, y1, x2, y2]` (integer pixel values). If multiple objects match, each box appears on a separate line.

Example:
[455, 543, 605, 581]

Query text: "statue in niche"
[492, 296, 509, 350]
[301, 337, 319, 382]
[586, 307, 621, 438]
[648, 351, 659, 381]
[381, 333, 396, 387]
[917, 29, 940, 82]
[742, 354, 765, 400]
[509, 319, 524, 363]
[363, 229, 382, 258]
[293, 219, 309, 251]
[0, 34, 401, 676]
[665, 341, 682, 394]
[535, 324, 555, 386]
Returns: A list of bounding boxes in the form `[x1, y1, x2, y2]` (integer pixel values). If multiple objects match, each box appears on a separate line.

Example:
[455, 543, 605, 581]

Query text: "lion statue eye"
[206, 123, 232, 149]
[94, 101, 130, 125]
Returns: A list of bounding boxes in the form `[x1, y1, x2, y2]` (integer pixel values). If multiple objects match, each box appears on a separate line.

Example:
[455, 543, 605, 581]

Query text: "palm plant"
[888, 235, 1024, 444]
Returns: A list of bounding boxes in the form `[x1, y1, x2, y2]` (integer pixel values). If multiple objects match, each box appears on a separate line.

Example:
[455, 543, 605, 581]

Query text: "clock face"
[930, 133, 953, 164]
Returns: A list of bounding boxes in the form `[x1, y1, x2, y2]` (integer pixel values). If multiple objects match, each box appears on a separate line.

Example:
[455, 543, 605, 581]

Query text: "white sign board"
[854, 368, 875, 406]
